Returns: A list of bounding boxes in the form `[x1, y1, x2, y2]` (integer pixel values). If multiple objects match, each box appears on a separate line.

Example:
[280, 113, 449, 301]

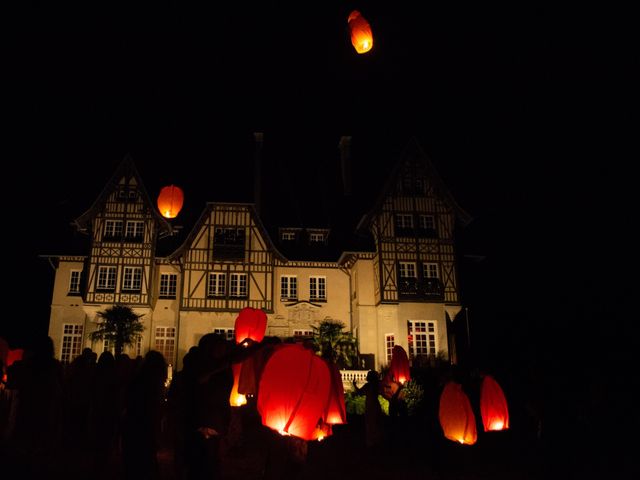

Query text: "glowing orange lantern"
[438, 380, 477, 445]
[348, 10, 373, 54]
[157, 185, 184, 219]
[480, 375, 509, 431]
[234, 307, 268, 345]
[389, 345, 410, 385]
[257, 344, 332, 441]
[229, 362, 248, 407]
[323, 359, 347, 426]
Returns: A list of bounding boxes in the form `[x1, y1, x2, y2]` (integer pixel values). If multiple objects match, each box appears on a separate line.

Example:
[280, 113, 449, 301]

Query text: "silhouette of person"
[352, 370, 385, 450]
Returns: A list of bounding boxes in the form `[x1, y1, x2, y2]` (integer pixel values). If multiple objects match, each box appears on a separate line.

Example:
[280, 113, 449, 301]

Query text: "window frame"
[309, 275, 327, 302]
[159, 273, 178, 299]
[96, 265, 117, 291]
[280, 275, 298, 301]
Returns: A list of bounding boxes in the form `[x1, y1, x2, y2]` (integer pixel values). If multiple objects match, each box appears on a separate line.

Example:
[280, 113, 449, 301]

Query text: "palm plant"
[311, 320, 357, 368]
[90, 304, 144, 355]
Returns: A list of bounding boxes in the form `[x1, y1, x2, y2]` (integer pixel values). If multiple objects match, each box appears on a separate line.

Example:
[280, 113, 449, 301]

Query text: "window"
[417, 214, 437, 237]
[61, 324, 83, 364]
[309, 233, 325, 243]
[155, 327, 176, 363]
[159, 273, 177, 298]
[418, 215, 435, 230]
[293, 329, 313, 337]
[230, 273, 247, 297]
[394, 214, 414, 236]
[103, 339, 114, 354]
[407, 320, 437, 359]
[280, 275, 297, 300]
[281, 231, 296, 241]
[122, 267, 142, 291]
[398, 262, 417, 279]
[309, 276, 326, 301]
[213, 328, 235, 341]
[385, 334, 395, 363]
[422, 263, 440, 279]
[69, 270, 82, 295]
[207, 273, 226, 297]
[125, 221, 144, 240]
[135, 336, 142, 357]
[104, 220, 123, 240]
[97, 266, 117, 290]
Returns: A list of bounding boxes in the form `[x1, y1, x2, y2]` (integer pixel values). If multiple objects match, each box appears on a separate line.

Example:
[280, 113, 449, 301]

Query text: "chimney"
[339, 135, 352, 196]
[253, 132, 264, 216]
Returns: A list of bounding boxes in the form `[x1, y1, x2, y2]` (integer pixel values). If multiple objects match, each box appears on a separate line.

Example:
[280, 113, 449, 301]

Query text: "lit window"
[385, 334, 395, 363]
[97, 266, 117, 290]
[398, 262, 417, 279]
[61, 324, 83, 364]
[69, 270, 82, 294]
[122, 267, 142, 291]
[309, 276, 326, 301]
[309, 233, 325, 243]
[208, 273, 226, 297]
[230, 273, 247, 297]
[155, 326, 176, 363]
[159, 273, 177, 298]
[281, 275, 297, 300]
[407, 320, 437, 359]
[422, 263, 440, 279]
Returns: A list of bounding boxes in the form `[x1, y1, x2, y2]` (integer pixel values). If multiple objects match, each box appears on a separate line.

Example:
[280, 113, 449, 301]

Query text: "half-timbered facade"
[46, 137, 470, 370]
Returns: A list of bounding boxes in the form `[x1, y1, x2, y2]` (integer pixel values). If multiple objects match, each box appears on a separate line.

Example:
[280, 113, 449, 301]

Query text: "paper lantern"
[348, 10, 373, 54]
[480, 375, 509, 431]
[389, 345, 411, 385]
[238, 342, 276, 397]
[438, 381, 477, 445]
[257, 344, 332, 441]
[323, 359, 347, 425]
[6, 348, 24, 367]
[234, 307, 268, 345]
[229, 362, 247, 407]
[157, 185, 184, 219]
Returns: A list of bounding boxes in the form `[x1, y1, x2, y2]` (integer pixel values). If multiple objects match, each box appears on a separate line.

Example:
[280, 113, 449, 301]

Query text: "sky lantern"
[389, 345, 411, 385]
[5, 348, 24, 367]
[229, 362, 248, 407]
[234, 307, 268, 345]
[438, 380, 477, 445]
[257, 344, 332, 441]
[323, 359, 347, 426]
[157, 185, 184, 219]
[348, 10, 374, 54]
[480, 375, 509, 431]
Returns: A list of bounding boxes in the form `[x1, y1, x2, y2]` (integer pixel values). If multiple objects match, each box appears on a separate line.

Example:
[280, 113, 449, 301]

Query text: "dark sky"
[5, 3, 635, 360]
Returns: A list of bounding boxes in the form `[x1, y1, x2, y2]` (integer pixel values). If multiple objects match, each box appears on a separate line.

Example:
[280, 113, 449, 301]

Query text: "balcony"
[398, 277, 443, 300]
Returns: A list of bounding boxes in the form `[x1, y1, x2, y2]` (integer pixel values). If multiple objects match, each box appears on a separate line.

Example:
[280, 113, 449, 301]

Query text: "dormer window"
[308, 229, 329, 245]
[118, 188, 138, 201]
[282, 231, 296, 241]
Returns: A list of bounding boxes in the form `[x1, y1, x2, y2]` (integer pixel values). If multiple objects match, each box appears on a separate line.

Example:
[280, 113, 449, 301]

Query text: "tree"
[311, 320, 357, 369]
[90, 304, 145, 356]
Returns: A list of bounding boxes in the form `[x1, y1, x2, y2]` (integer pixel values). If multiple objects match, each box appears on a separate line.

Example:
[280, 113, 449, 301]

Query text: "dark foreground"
[2, 408, 545, 480]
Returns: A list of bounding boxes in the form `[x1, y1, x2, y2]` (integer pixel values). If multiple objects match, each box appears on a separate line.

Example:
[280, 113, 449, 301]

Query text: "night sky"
[5, 2, 635, 379]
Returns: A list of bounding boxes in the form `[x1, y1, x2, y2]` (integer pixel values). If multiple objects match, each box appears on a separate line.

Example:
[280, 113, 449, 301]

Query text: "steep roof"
[72, 154, 174, 237]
